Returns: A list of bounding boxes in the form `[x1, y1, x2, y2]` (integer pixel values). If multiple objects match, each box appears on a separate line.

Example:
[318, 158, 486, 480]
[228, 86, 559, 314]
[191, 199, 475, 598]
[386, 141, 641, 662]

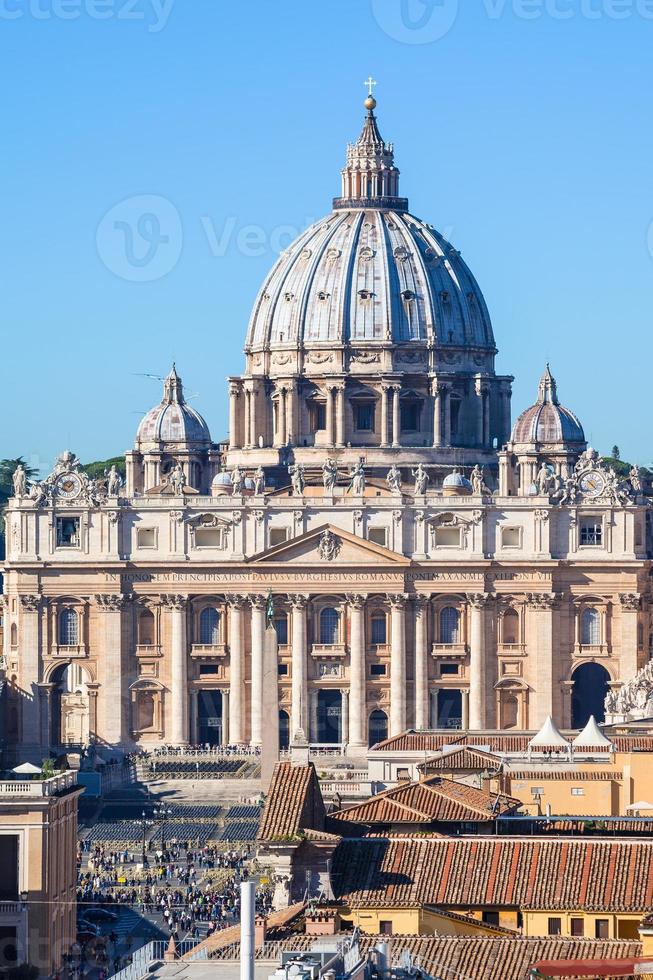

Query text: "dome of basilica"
[136, 365, 212, 448]
[511, 365, 585, 447]
[246, 99, 494, 353]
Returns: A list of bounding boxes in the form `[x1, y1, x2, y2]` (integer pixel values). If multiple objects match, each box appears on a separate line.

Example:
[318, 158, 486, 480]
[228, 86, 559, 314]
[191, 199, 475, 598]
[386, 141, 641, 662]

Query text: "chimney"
[255, 915, 267, 948]
[164, 937, 177, 962]
[305, 909, 338, 936]
[240, 881, 255, 980]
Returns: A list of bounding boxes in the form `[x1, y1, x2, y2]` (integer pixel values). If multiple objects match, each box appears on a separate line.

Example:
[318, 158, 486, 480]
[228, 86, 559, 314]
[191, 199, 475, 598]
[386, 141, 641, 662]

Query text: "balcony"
[52, 644, 87, 659]
[431, 643, 468, 659]
[310, 643, 347, 659]
[0, 771, 77, 797]
[191, 643, 227, 658]
[135, 644, 162, 658]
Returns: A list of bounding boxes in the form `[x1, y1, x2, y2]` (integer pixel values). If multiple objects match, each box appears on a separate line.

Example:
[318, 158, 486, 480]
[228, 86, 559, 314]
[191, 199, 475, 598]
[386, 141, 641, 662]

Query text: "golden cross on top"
[364, 76, 377, 97]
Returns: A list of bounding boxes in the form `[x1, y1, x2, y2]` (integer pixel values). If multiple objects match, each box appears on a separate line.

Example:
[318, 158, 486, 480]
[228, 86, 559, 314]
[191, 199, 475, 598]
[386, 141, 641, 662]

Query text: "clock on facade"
[579, 471, 606, 498]
[55, 473, 83, 500]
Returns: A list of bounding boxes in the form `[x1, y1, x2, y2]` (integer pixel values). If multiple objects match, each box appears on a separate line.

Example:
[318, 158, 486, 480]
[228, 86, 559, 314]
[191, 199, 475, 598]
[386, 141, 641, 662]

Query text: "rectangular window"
[595, 919, 609, 939]
[199, 664, 219, 676]
[195, 528, 225, 548]
[580, 519, 603, 546]
[274, 618, 288, 645]
[136, 528, 156, 549]
[396, 768, 410, 781]
[435, 527, 461, 548]
[370, 616, 387, 645]
[501, 527, 521, 548]
[571, 787, 585, 797]
[310, 402, 326, 432]
[277, 663, 288, 676]
[368, 527, 387, 547]
[355, 403, 375, 431]
[370, 663, 386, 677]
[56, 517, 80, 548]
[571, 918, 584, 937]
[482, 912, 500, 926]
[440, 663, 459, 676]
[530, 787, 544, 797]
[400, 402, 420, 432]
[548, 917, 562, 936]
[269, 528, 288, 547]
[379, 921, 393, 936]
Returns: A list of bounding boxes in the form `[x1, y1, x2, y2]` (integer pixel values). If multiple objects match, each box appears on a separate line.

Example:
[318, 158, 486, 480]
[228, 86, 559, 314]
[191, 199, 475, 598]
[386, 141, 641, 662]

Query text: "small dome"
[511, 365, 585, 447]
[136, 365, 211, 448]
[212, 471, 232, 486]
[443, 469, 473, 496]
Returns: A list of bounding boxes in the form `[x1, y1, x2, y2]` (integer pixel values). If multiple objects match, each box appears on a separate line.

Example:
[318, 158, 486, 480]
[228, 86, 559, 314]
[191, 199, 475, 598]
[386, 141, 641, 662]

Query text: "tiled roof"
[257, 762, 325, 841]
[208, 934, 642, 980]
[420, 746, 502, 772]
[507, 770, 619, 781]
[332, 837, 653, 911]
[330, 776, 521, 826]
[186, 902, 306, 960]
[372, 731, 653, 754]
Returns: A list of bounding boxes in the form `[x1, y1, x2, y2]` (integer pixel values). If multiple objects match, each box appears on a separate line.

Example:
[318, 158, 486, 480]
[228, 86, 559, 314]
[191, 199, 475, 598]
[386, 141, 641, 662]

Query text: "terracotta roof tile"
[257, 762, 325, 841]
[332, 837, 653, 911]
[209, 934, 642, 980]
[372, 731, 653, 754]
[420, 746, 502, 772]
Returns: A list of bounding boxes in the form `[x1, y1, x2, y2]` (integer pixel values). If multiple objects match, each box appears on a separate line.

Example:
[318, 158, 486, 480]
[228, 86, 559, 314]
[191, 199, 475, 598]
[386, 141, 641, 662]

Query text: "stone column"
[276, 388, 287, 446]
[228, 596, 246, 744]
[249, 385, 258, 448]
[381, 386, 389, 447]
[19, 595, 42, 759]
[94, 594, 126, 748]
[619, 594, 641, 681]
[286, 383, 296, 445]
[432, 383, 442, 447]
[346, 594, 366, 748]
[164, 595, 188, 745]
[340, 689, 349, 747]
[249, 595, 266, 747]
[388, 594, 408, 736]
[335, 386, 345, 447]
[289, 595, 309, 738]
[528, 592, 558, 727]
[414, 596, 430, 730]
[326, 387, 335, 446]
[244, 390, 252, 449]
[391, 386, 401, 448]
[229, 383, 241, 449]
[461, 689, 470, 729]
[221, 690, 230, 745]
[443, 388, 451, 445]
[467, 593, 489, 730]
[475, 380, 485, 447]
[309, 689, 319, 743]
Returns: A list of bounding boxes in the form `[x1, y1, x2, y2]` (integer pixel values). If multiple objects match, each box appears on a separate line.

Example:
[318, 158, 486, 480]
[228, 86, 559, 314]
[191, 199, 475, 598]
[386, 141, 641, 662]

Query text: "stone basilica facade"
[2, 94, 652, 760]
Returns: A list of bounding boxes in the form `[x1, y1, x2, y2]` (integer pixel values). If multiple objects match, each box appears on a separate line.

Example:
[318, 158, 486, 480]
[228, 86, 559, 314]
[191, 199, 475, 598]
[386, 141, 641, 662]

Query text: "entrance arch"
[317, 690, 342, 744]
[572, 662, 610, 727]
[50, 663, 90, 748]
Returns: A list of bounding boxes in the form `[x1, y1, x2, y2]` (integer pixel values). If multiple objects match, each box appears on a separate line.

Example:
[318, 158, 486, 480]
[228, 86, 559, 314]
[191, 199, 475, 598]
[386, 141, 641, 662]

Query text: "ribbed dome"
[246, 210, 494, 350]
[136, 365, 211, 448]
[511, 366, 585, 447]
[246, 99, 494, 353]
[443, 470, 473, 492]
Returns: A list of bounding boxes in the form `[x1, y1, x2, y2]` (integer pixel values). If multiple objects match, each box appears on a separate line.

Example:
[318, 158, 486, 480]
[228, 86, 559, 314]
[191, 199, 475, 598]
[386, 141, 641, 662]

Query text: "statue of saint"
[347, 458, 366, 496]
[231, 465, 244, 496]
[412, 464, 429, 496]
[12, 464, 27, 498]
[106, 465, 122, 496]
[322, 458, 338, 493]
[288, 463, 305, 495]
[470, 464, 489, 496]
[253, 466, 265, 496]
[386, 464, 402, 494]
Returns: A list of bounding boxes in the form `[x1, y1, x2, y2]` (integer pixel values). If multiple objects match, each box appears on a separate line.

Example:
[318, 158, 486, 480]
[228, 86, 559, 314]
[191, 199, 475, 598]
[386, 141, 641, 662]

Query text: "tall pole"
[240, 882, 255, 980]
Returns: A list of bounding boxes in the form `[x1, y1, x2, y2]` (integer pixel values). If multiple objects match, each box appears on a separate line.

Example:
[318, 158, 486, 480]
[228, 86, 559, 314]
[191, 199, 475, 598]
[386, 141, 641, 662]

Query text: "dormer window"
[358, 289, 373, 301]
[317, 291, 330, 301]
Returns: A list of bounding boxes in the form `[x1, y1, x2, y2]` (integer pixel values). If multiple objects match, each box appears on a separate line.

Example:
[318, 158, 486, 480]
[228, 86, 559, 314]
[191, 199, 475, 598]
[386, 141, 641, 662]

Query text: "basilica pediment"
[249, 523, 411, 565]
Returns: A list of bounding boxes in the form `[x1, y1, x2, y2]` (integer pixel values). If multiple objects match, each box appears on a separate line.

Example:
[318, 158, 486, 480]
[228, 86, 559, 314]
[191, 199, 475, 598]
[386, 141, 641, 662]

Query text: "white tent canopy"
[626, 801, 653, 811]
[528, 715, 570, 749]
[572, 715, 613, 749]
[11, 762, 41, 775]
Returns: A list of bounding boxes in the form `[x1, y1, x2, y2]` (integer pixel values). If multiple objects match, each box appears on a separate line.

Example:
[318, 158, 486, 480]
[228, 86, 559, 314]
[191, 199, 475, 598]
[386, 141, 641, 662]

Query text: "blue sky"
[2, 0, 652, 473]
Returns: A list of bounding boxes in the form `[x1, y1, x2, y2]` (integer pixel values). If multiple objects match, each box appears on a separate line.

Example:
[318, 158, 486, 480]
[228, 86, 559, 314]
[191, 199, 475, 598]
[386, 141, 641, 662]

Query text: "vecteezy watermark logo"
[0, 0, 175, 33]
[96, 195, 183, 282]
[371, 0, 459, 43]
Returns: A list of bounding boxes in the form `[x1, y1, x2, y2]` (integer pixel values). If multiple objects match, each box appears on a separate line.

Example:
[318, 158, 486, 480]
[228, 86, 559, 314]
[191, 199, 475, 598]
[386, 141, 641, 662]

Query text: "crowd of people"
[148, 743, 261, 757]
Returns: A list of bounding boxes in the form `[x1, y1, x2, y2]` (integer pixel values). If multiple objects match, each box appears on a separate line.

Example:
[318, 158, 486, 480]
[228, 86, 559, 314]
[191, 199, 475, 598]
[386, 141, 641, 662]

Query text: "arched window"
[319, 607, 339, 645]
[371, 614, 387, 646]
[440, 607, 460, 645]
[59, 608, 79, 646]
[199, 607, 220, 645]
[572, 662, 610, 727]
[503, 609, 519, 646]
[368, 709, 388, 748]
[138, 609, 155, 646]
[10, 623, 17, 648]
[274, 614, 288, 646]
[581, 607, 600, 646]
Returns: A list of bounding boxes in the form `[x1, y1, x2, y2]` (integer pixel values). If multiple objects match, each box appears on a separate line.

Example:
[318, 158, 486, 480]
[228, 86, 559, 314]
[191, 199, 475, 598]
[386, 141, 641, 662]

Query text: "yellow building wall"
[525, 910, 642, 939]
[506, 776, 618, 816]
[345, 905, 517, 936]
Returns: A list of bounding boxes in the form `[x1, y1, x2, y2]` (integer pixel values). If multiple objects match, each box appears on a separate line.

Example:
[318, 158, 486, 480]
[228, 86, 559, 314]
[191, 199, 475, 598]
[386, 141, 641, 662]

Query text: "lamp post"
[135, 810, 153, 864]
[154, 805, 172, 852]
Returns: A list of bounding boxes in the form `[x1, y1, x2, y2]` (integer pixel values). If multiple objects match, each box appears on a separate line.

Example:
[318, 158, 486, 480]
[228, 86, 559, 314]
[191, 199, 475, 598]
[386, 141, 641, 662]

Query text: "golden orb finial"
[364, 94, 377, 112]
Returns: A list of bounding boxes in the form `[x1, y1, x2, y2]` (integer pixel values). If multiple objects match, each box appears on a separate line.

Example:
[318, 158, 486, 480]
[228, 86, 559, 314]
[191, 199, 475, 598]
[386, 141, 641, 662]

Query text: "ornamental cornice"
[94, 594, 127, 611]
[526, 592, 560, 609]
[466, 592, 490, 609]
[20, 594, 41, 612]
[619, 593, 641, 611]
[161, 594, 187, 611]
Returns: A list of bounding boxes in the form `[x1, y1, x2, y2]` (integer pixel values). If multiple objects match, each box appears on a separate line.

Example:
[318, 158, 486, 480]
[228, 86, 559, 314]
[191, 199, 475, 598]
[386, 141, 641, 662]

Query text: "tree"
[0, 457, 38, 508]
[81, 455, 126, 481]
[611, 445, 620, 460]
